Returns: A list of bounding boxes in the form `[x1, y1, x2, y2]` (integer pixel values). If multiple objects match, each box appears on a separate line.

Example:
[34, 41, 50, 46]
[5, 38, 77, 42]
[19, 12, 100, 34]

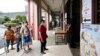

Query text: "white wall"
[33, 2, 38, 40]
[30, 1, 38, 40]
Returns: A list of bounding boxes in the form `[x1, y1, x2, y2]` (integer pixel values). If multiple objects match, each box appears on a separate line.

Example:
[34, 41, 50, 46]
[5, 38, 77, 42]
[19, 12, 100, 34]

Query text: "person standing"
[15, 23, 22, 52]
[39, 20, 48, 54]
[52, 21, 54, 29]
[54, 20, 57, 28]
[4, 26, 15, 53]
[20, 22, 32, 53]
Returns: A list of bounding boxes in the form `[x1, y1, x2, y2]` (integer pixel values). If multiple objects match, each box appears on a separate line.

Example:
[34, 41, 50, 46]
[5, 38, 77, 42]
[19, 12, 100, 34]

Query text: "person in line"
[20, 22, 32, 53]
[39, 20, 48, 54]
[4, 26, 15, 53]
[15, 23, 22, 52]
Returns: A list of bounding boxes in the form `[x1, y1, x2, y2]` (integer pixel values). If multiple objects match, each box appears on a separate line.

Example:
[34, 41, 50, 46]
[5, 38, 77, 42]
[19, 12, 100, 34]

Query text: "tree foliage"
[3, 16, 10, 21]
[2, 15, 26, 26]
[11, 19, 20, 23]
[15, 15, 26, 23]
[2, 16, 10, 24]
[4, 21, 17, 27]
[22, 15, 26, 23]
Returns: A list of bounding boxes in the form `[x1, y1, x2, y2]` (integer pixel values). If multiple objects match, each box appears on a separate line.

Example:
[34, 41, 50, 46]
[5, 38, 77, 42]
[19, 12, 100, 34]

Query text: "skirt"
[23, 36, 31, 43]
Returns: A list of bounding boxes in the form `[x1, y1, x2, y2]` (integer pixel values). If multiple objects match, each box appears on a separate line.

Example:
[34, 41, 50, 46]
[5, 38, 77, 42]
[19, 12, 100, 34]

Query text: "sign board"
[80, 23, 100, 56]
[82, 0, 92, 23]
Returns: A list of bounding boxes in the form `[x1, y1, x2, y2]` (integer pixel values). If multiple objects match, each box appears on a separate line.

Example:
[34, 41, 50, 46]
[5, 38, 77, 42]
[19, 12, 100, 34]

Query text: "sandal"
[11, 48, 15, 50]
[28, 48, 32, 50]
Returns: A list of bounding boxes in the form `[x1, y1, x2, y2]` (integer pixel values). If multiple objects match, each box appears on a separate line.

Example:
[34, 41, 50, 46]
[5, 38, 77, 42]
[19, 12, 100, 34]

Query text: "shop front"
[27, 0, 50, 40]
[27, 0, 38, 40]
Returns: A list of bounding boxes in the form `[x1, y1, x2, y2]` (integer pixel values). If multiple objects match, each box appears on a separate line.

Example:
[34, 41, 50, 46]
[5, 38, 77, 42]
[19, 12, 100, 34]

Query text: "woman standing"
[4, 26, 15, 53]
[20, 22, 32, 53]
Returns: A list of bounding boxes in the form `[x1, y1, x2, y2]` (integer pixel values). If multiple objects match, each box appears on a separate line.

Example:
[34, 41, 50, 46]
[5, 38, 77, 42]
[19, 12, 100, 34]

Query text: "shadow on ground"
[69, 45, 80, 56]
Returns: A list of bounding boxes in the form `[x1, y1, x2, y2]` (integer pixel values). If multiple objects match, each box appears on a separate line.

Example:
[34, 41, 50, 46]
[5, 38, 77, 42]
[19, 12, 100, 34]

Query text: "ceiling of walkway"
[43, 0, 68, 12]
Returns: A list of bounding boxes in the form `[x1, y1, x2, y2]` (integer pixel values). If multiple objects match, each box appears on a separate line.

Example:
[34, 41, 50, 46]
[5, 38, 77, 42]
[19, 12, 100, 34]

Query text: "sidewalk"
[0, 31, 73, 56]
[0, 40, 73, 56]
[0, 40, 41, 56]
[0, 44, 24, 56]
[43, 45, 73, 56]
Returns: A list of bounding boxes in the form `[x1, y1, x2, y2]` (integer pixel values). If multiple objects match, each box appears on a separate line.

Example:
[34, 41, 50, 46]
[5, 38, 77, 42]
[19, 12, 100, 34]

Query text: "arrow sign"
[84, 19, 91, 22]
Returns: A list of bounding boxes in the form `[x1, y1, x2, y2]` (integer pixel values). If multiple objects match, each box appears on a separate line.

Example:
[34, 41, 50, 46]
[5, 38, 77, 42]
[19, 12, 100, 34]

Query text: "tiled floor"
[0, 31, 79, 56]
[43, 45, 73, 56]
[21, 41, 73, 56]
[21, 40, 42, 56]
[46, 31, 56, 46]
[0, 45, 24, 56]
[70, 48, 80, 56]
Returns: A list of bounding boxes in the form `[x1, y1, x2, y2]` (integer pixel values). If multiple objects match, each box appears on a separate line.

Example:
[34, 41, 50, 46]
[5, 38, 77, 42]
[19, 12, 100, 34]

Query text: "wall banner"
[80, 23, 100, 56]
[82, 0, 92, 23]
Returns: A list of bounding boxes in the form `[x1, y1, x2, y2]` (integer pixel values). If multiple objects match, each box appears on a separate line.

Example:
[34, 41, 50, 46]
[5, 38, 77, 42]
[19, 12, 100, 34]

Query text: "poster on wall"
[82, 0, 92, 23]
[80, 23, 100, 56]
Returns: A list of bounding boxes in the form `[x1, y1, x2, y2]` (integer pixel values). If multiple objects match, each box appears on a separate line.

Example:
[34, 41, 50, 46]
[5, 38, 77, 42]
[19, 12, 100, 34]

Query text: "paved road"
[0, 25, 6, 49]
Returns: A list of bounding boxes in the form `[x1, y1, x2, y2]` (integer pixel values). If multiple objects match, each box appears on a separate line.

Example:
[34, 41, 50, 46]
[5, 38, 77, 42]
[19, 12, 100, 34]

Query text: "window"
[92, 0, 100, 24]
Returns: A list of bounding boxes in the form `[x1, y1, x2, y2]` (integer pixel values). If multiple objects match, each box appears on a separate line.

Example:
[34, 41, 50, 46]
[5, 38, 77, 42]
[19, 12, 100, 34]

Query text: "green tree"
[2, 16, 10, 24]
[4, 22, 17, 27]
[22, 16, 26, 23]
[15, 15, 26, 23]
[11, 19, 20, 23]
[3, 16, 10, 21]
[15, 15, 23, 22]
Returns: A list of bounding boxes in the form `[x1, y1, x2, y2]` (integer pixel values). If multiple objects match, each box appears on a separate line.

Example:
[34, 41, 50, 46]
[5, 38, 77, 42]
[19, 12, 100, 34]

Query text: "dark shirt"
[15, 26, 21, 38]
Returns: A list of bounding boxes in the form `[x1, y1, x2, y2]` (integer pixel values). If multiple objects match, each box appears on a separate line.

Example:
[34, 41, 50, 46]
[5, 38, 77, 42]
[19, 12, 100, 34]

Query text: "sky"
[0, 0, 27, 13]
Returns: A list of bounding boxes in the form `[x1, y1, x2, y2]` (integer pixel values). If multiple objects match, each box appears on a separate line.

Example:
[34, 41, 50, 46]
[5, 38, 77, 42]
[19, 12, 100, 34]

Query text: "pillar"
[68, 0, 81, 48]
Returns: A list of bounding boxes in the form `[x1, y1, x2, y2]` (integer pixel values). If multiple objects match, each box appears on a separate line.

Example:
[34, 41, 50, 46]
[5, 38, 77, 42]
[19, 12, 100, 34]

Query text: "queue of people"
[3, 20, 48, 54]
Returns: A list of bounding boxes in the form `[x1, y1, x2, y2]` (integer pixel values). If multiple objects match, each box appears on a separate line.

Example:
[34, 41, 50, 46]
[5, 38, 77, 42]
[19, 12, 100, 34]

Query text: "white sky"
[0, 0, 27, 13]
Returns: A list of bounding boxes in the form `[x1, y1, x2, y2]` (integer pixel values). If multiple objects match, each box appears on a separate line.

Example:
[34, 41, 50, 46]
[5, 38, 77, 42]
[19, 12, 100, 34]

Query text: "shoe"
[17, 50, 20, 52]
[11, 48, 15, 50]
[28, 48, 32, 50]
[41, 52, 46, 54]
[44, 48, 48, 50]
[17, 48, 20, 52]
[6, 50, 9, 53]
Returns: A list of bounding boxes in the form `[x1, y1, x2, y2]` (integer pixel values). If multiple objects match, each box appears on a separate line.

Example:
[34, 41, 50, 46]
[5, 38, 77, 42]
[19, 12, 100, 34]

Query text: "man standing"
[39, 20, 48, 54]
[20, 22, 32, 53]
[4, 26, 15, 53]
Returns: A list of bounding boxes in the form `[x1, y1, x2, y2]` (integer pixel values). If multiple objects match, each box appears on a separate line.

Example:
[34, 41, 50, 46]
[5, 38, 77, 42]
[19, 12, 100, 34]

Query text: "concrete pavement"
[0, 31, 74, 56]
